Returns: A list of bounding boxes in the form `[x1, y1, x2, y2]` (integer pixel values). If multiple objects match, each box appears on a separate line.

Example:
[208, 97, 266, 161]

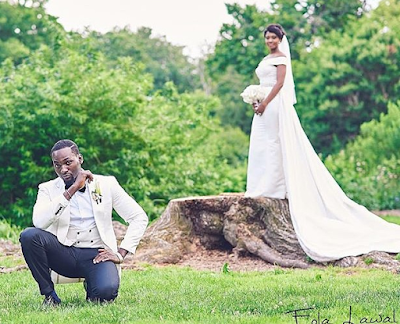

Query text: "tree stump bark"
[135, 194, 309, 268]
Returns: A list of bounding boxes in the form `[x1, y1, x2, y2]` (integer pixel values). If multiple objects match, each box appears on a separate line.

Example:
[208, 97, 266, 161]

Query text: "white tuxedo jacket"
[33, 175, 148, 254]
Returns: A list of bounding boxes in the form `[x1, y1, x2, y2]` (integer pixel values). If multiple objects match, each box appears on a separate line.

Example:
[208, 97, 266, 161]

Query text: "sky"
[45, 0, 271, 58]
[45, 0, 380, 58]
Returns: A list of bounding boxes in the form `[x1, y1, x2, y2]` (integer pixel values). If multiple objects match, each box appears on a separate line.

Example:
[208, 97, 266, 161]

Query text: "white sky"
[45, 0, 271, 58]
[45, 0, 380, 58]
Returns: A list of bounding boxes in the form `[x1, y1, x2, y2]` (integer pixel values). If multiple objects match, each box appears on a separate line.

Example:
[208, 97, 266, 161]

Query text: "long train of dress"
[279, 93, 400, 262]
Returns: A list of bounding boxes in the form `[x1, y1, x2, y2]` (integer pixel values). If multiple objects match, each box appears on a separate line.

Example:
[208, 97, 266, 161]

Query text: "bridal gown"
[245, 56, 400, 262]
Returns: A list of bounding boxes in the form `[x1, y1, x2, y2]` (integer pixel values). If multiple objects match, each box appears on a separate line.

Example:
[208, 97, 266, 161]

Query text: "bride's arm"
[256, 64, 286, 115]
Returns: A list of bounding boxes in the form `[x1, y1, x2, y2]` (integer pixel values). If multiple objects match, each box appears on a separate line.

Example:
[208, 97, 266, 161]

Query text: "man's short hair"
[50, 139, 80, 156]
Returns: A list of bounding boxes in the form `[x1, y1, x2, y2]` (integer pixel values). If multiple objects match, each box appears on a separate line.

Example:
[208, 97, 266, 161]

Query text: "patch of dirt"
[373, 210, 400, 217]
[122, 248, 278, 272]
[2, 240, 399, 274]
[0, 239, 21, 255]
[0, 239, 26, 273]
[169, 244, 277, 272]
[0, 238, 276, 273]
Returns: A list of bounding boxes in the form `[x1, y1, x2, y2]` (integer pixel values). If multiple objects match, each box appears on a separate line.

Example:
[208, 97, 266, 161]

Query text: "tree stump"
[135, 194, 309, 268]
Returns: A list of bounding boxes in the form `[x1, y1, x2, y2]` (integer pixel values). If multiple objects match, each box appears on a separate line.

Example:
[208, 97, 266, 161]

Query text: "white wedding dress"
[245, 55, 400, 262]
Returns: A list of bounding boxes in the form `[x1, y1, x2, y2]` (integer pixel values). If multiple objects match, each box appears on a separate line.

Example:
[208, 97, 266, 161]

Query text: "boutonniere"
[91, 179, 102, 204]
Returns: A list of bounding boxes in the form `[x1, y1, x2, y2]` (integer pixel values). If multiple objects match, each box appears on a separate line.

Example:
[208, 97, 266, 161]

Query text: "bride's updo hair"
[264, 24, 286, 40]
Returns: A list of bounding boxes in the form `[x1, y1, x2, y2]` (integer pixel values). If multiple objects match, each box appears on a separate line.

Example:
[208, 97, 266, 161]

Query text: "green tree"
[325, 101, 400, 210]
[212, 66, 255, 134]
[205, 4, 270, 133]
[0, 0, 64, 64]
[87, 26, 201, 93]
[0, 39, 246, 227]
[295, 0, 400, 155]
[272, 0, 368, 53]
[208, 0, 368, 77]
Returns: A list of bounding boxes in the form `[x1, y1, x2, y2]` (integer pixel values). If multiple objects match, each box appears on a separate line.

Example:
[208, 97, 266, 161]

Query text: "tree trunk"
[135, 194, 310, 268]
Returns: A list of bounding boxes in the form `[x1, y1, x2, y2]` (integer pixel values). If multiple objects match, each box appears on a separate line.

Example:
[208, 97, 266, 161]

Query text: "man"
[20, 139, 148, 305]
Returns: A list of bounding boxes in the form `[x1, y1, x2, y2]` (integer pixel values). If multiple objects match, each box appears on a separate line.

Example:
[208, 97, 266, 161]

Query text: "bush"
[0, 41, 247, 226]
[325, 102, 400, 210]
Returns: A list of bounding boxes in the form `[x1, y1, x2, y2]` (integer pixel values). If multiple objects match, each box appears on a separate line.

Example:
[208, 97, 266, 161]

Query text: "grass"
[1, 216, 400, 323]
[0, 254, 25, 268]
[0, 266, 400, 324]
[0, 220, 21, 244]
[381, 215, 400, 226]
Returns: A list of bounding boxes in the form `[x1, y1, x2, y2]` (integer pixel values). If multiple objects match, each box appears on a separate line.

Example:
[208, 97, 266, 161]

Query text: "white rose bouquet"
[240, 85, 268, 104]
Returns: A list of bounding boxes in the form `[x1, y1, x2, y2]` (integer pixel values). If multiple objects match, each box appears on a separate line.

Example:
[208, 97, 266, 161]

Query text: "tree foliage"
[325, 101, 400, 210]
[0, 0, 64, 64]
[272, 0, 368, 54]
[295, 0, 400, 155]
[85, 26, 201, 93]
[0, 40, 246, 227]
[207, 0, 367, 77]
[0, 2, 200, 94]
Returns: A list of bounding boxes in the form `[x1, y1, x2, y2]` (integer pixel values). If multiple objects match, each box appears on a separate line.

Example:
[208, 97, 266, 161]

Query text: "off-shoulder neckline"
[263, 55, 286, 60]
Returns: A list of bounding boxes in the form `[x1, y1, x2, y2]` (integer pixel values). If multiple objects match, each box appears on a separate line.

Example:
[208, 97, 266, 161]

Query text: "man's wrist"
[115, 252, 124, 263]
[65, 189, 73, 200]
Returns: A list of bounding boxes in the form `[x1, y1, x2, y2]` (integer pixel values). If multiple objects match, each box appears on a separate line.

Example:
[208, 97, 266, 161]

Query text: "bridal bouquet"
[240, 85, 268, 104]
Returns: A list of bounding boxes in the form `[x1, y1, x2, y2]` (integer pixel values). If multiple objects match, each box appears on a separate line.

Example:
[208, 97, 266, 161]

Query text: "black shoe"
[42, 291, 61, 306]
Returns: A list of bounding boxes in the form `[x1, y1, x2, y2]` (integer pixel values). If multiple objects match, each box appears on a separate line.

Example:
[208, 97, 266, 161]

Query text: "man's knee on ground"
[90, 280, 119, 302]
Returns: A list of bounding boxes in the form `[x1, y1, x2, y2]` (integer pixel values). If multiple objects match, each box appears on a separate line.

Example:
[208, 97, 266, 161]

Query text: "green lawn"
[0, 266, 399, 324]
[1, 217, 400, 323]
[381, 215, 400, 226]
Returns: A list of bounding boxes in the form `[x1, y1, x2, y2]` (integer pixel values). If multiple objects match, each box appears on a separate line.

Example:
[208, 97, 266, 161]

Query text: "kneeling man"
[20, 139, 148, 305]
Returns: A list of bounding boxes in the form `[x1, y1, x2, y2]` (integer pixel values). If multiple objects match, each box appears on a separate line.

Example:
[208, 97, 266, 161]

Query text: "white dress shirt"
[68, 187, 96, 230]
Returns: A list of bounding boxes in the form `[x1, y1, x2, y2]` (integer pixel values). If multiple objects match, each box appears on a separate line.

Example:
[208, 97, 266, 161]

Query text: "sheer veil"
[279, 35, 297, 105]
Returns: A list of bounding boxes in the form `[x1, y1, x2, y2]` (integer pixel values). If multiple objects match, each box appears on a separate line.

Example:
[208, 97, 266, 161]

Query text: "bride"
[244, 24, 400, 262]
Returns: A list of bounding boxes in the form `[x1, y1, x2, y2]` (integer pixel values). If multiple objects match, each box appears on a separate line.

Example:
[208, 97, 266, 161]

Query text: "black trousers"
[20, 227, 119, 302]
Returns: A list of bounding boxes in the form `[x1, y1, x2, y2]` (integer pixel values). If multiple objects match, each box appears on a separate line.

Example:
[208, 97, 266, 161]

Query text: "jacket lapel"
[55, 177, 70, 242]
[55, 177, 65, 194]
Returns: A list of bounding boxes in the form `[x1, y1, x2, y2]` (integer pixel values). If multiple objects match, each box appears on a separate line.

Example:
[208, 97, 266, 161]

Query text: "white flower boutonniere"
[91, 179, 102, 205]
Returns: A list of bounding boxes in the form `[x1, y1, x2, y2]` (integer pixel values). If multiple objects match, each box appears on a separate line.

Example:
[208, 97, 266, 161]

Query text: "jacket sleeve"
[32, 183, 69, 229]
[109, 176, 148, 253]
